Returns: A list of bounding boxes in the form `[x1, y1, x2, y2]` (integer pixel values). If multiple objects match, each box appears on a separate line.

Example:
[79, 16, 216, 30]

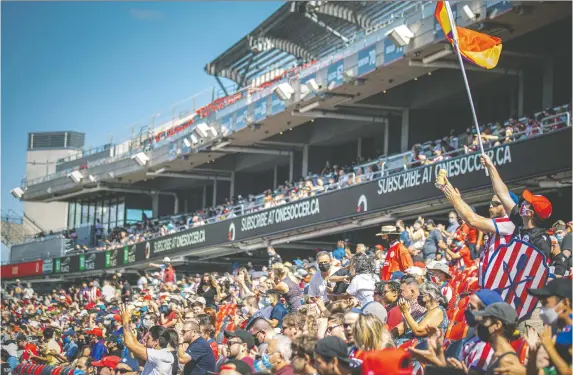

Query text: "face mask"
[261, 353, 272, 369]
[240, 307, 250, 316]
[160, 306, 169, 314]
[417, 296, 426, 306]
[142, 319, 153, 328]
[556, 233, 564, 243]
[449, 218, 457, 224]
[540, 306, 559, 325]
[456, 241, 464, 248]
[63, 337, 71, 344]
[414, 224, 421, 230]
[464, 310, 477, 327]
[476, 324, 492, 342]
[77, 339, 86, 346]
[318, 263, 331, 273]
[140, 306, 148, 313]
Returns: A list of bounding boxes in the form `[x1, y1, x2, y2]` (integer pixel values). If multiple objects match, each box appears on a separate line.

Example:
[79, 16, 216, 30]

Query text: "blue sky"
[1, 1, 282, 260]
[1, 1, 282, 213]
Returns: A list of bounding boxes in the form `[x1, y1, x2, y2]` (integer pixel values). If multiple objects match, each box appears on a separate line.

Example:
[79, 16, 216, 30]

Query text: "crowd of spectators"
[14, 104, 571, 260]
[1, 142, 572, 375]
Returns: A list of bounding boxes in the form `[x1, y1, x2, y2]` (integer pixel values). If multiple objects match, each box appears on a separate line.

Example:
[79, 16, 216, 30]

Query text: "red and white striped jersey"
[479, 216, 515, 287]
[461, 336, 494, 372]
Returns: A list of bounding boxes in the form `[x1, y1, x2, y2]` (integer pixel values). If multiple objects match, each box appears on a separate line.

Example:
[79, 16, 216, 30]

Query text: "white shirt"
[307, 266, 340, 301]
[347, 273, 380, 307]
[102, 285, 116, 303]
[23, 287, 34, 299]
[141, 348, 174, 375]
[138, 276, 148, 290]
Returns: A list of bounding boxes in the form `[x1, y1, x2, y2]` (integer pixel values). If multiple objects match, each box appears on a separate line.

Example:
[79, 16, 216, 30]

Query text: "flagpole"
[444, 1, 486, 156]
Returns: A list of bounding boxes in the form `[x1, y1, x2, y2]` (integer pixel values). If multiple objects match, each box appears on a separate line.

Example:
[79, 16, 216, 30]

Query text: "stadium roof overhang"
[205, 1, 408, 92]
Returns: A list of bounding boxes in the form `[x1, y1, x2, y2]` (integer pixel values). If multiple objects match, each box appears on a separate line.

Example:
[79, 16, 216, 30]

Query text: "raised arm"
[481, 154, 517, 214]
[121, 305, 148, 361]
[442, 183, 495, 233]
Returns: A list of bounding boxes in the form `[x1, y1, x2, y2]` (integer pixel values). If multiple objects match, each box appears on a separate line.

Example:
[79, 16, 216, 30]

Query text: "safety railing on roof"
[21, 1, 443, 188]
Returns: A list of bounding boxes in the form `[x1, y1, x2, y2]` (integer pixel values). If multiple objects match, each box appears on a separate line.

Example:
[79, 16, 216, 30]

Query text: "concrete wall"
[24, 149, 78, 234]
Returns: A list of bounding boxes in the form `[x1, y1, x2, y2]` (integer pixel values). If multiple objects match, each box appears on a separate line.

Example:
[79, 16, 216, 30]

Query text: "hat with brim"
[528, 278, 572, 299]
[427, 262, 452, 279]
[472, 302, 517, 325]
[376, 225, 401, 236]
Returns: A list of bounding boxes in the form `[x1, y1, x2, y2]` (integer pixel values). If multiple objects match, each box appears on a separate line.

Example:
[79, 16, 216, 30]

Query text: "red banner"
[1, 260, 43, 279]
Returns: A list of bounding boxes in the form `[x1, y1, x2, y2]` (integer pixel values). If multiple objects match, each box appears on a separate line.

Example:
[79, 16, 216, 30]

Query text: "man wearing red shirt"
[377, 225, 413, 281]
[16, 334, 38, 361]
[442, 236, 474, 270]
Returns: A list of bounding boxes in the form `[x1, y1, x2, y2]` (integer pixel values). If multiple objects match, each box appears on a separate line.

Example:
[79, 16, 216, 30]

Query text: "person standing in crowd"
[121, 305, 174, 375]
[308, 252, 339, 302]
[344, 253, 379, 307]
[290, 336, 318, 375]
[150, 257, 177, 284]
[223, 329, 255, 371]
[481, 154, 552, 255]
[266, 335, 295, 375]
[423, 220, 444, 263]
[266, 291, 288, 329]
[87, 328, 107, 361]
[377, 226, 413, 281]
[313, 336, 357, 375]
[176, 321, 216, 375]
[272, 263, 303, 312]
[426, 262, 454, 307]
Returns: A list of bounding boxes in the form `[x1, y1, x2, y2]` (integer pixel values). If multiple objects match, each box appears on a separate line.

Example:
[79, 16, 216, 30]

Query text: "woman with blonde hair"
[352, 313, 395, 351]
[271, 263, 302, 311]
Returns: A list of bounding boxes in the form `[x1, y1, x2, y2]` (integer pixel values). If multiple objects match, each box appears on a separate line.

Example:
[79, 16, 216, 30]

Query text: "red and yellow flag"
[435, 1, 502, 69]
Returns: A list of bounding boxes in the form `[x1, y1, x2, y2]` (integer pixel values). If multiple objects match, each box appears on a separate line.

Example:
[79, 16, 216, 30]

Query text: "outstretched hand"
[442, 182, 461, 202]
[408, 326, 446, 367]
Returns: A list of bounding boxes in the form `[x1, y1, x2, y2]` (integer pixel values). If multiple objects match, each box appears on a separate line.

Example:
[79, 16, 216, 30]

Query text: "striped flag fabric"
[435, 1, 503, 69]
[482, 239, 549, 320]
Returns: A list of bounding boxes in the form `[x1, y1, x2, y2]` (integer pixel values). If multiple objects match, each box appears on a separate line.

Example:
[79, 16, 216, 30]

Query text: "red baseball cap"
[361, 349, 413, 375]
[522, 190, 552, 219]
[86, 328, 104, 337]
[92, 356, 121, 369]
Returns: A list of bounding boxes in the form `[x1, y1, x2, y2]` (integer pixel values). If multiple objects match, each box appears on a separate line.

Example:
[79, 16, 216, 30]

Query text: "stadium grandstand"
[2, 0, 571, 283]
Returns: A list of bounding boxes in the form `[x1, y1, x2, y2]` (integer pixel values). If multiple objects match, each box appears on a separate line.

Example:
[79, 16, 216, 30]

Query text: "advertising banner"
[357, 45, 377, 76]
[11, 129, 571, 278]
[253, 97, 268, 123]
[0, 260, 43, 279]
[486, 0, 513, 18]
[300, 74, 317, 100]
[235, 107, 250, 132]
[327, 59, 344, 89]
[271, 94, 286, 115]
[383, 38, 404, 65]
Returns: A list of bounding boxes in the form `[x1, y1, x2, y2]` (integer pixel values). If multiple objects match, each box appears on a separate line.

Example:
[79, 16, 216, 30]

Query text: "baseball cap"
[361, 349, 413, 375]
[522, 190, 552, 219]
[528, 278, 572, 299]
[163, 257, 171, 263]
[475, 290, 503, 306]
[404, 267, 423, 277]
[86, 328, 104, 338]
[315, 336, 353, 364]
[119, 356, 139, 371]
[196, 297, 207, 305]
[221, 359, 253, 375]
[224, 329, 255, 349]
[472, 302, 517, 325]
[92, 356, 121, 369]
[425, 219, 436, 227]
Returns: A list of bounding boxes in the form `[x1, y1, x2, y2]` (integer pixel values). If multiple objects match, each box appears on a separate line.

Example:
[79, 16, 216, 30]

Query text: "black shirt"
[0, 362, 12, 375]
[561, 233, 572, 253]
[550, 253, 571, 277]
[509, 206, 551, 256]
[199, 287, 216, 307]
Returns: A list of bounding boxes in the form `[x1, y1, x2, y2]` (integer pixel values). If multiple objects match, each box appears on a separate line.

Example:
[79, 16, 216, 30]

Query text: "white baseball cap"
[196, 297, 207, 305]
[163, 257, 171, 263]
[405, 266, 424, 276]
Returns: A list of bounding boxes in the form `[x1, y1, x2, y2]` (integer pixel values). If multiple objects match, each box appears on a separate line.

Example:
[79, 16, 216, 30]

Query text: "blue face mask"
[63, 337, 71, 344]
[140, 306, 148, 313]
[261, 353, 272, 369]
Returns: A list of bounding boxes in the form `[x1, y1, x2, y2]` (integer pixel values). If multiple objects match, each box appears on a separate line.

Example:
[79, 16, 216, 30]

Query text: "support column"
[517, 70, 524, 117]
[151, 194, 159, 218]
[542, 59, 554, 110]
[357, 138, 362, 158]
[401, 110, 409, 153]
[273, 166, 278, 189]
[301, 145, 309, 177]
[289, 152, 294, 182]
[212, 178, 218, 207]
[230, 172, 235, 199]
[202, 185, 207, 208]
[384, 121, 389, 156]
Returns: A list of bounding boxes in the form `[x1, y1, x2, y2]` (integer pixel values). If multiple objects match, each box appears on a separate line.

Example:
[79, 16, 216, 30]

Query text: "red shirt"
[22, 343, 38, 360]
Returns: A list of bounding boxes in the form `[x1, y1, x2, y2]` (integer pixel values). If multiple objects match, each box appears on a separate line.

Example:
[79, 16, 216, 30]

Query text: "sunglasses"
[489, 201, 502, 207]
[326, 324, 341, 333]
[116, 369, 132, 374]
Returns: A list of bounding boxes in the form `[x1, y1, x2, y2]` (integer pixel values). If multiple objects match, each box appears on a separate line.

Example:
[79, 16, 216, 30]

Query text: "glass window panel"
[143, 210, 153, 220]
[81, 202, 89, 224]
[103, 199, 110, 224]
[117, 200, 125, 227]
[110, 202, 117, 228]
[74, 201, 81, 228]
[96, 201, 103, 224]
[88, 203, 95, 226]
[68, 202, 76, 228]
[126, 209, 142, 224]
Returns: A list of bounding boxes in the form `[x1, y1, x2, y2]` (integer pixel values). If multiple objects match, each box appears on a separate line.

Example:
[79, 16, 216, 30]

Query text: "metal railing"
[15, 113, 570, 263]
[22, 1, 445, 188]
